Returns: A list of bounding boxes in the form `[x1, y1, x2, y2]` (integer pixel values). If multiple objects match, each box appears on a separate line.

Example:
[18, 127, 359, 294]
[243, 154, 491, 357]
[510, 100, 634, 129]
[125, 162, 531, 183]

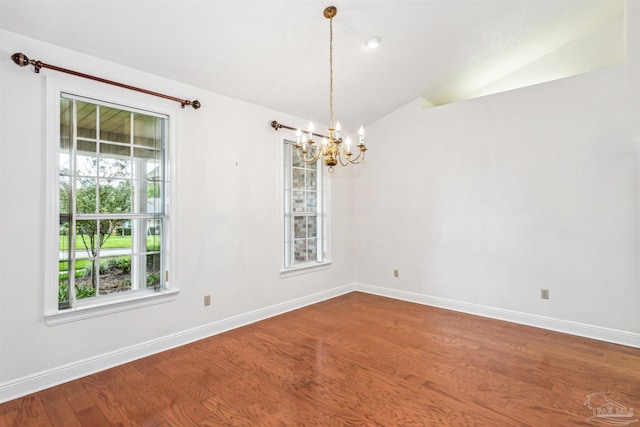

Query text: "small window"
[283, 141, 329, 273]
[46, 86, 177, 323]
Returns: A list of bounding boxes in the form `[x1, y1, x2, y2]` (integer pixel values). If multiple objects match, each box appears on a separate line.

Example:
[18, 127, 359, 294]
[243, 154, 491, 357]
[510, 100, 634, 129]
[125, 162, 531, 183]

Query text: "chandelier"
[271, 5, 367, 173]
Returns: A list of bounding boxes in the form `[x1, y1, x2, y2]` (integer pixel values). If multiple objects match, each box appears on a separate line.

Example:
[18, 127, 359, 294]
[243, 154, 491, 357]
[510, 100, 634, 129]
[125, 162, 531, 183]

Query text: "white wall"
[354, 3, 640, 336]
[0, 30, 355, 391]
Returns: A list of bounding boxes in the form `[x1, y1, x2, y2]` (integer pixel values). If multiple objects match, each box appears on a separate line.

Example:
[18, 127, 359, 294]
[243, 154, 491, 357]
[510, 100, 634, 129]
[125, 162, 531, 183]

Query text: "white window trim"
[44, 76, 180, 325]
[278, 130, 331, 277]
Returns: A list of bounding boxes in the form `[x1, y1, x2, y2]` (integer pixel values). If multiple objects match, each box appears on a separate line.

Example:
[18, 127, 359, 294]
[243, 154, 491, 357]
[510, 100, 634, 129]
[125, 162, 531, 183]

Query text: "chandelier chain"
[329, 16, 335, 127]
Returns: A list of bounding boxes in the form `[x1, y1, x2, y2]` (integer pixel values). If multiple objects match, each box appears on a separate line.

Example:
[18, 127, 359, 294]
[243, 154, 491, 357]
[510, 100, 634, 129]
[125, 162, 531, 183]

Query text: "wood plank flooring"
[1, 292, 639, 426]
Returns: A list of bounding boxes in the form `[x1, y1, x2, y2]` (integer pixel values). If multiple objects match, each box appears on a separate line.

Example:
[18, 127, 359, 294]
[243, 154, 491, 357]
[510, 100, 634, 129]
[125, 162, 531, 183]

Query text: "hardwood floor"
[1, 292, 638, 426]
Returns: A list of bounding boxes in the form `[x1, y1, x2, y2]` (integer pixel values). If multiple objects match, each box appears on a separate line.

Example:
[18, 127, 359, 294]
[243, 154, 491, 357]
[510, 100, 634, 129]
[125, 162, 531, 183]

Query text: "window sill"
[45, 289, 180, 326]
[280, 261, 331, 278]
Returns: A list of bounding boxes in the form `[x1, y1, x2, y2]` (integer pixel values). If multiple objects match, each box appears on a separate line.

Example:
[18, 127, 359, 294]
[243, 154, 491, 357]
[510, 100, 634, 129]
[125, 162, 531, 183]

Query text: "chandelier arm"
[296, 150, 320, 165]
[338, 153, 351, 167]
[296, 145, 324, 164]
[346, 150, 365, 164]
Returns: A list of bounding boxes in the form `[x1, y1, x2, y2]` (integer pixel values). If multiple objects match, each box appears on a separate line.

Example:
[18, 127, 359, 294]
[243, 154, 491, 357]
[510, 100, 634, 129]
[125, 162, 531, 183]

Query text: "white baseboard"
[355, 283, 640, 349]
[3, 283, 638, 404]
[0, 284, 355, 404]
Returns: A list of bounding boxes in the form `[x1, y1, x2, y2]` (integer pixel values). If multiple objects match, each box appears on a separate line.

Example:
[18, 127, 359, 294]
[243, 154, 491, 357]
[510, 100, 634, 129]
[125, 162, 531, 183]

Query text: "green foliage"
[75, 284, 96, 299]
[58, 283, 68, 302]
[147, 182, 161, 199]
[75, 177, 130, 247]
[57, 283, 96, 302]
[81, 257, 131, 277]
[59, 259, 91, 272]
[74, 175, 131, 288]
[146, 272, 160, 287]
[104, 257, 131, 274]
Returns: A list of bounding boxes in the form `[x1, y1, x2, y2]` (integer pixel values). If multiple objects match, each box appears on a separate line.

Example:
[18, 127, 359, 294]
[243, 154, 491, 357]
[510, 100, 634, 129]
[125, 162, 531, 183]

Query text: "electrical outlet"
[394, 269, 399, 278]
[541, 289, 549, 300]
[204, 295, 211, 306]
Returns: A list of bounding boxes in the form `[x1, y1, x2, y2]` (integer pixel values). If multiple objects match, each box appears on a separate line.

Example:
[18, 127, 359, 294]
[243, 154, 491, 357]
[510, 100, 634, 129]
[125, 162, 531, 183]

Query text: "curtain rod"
[11, 52, 201, 110]
[271, 120, 330, 140]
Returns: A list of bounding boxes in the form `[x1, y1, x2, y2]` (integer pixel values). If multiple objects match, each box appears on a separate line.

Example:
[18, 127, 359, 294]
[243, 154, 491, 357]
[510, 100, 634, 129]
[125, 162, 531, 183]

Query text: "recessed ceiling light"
[365, 36, 381, 49]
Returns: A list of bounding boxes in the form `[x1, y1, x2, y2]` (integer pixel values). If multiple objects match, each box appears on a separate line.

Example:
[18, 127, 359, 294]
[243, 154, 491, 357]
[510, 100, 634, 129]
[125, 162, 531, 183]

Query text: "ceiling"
[0, 1, 626, 131]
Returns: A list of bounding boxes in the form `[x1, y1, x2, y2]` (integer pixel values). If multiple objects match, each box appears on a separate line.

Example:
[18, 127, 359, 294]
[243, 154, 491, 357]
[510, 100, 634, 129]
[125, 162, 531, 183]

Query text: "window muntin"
[57, 95, 168, 309]
[283, 141, 327, 269]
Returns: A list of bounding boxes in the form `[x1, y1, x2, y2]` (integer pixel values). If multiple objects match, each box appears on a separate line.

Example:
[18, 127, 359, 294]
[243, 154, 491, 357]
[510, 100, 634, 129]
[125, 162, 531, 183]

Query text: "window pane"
[294, 239, 307, 263]
[60, 98, 72, 177]
[75, 220, 99, 257]
[306, 158, 317, 170]
[98, 179, 131, 214]
[98, 256, 132, 295]
[100, 106, 130, 143]
[292, 168, 305, 190]
[146, 253, 161, 290]
[103, 220, 132, 254]
[146, 159, 161, 182]
[134, 147, 160, 161]
[59, 177, 70, 215]
[99, 143, 131, 178]
[76, 141, 97, 177]
[306, 170, 317, 190]
[135, 150, 162, 211]
[307, 216, 317, 238]
[306, 193, 317, 212]
[75, 261, 97, 300]
[294, 216, 306, 239]
[75, 219, 98, 300]
[58, 217, 71, 308]
[76, 178, 97, 214]
[134, 114, 162, 149]
[292, 191, 305, 212]
[292, 149, 304, 168]
[59, 152, 71, 177]
[76, 101, 97, 139]
[60, 98, 72, 142]
[307, 238, 318, 260]
[147, 219, 161, 252]
[146, 182, 162, 214]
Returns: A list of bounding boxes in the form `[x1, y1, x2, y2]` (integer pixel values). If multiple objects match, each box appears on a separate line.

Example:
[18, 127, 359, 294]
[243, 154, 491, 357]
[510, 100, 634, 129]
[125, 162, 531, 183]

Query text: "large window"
[47, 88, 175, 323]
[283, 141, 329, 272]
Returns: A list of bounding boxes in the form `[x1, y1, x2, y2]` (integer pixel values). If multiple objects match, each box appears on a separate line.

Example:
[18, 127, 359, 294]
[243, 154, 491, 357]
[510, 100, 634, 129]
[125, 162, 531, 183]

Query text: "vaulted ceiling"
[1, 1, 626, 130]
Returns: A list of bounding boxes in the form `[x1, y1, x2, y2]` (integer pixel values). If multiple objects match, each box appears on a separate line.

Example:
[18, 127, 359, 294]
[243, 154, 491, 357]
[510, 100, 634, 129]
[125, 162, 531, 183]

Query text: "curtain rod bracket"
[11, 52, 201, 110]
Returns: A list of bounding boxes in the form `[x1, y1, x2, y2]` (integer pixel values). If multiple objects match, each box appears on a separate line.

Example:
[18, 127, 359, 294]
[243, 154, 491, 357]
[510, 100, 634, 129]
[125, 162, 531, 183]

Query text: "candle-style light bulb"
[359, 125, 365, 143]
[345, 136, 352, 154]
[296, 128, 302, 145]
[307, 122, 313, 144]
[335, 121, 341, 140]
[322, 137, 328, 146]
